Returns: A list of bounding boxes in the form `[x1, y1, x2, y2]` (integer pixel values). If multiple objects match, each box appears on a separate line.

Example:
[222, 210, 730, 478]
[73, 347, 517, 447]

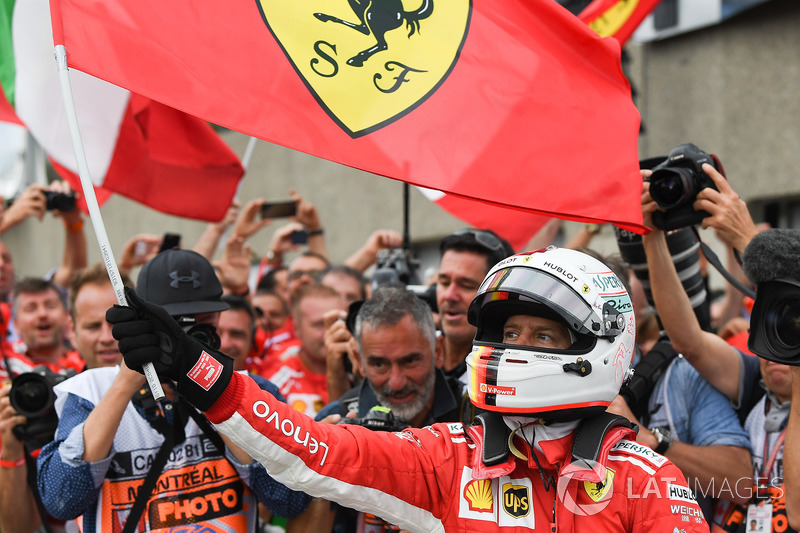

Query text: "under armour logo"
[169, 270, 201, 289]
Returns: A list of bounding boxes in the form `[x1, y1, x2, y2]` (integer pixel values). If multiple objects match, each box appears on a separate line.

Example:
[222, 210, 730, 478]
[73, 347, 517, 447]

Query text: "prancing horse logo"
[313, 0, 434, 67]
[255, 0, 471, 137]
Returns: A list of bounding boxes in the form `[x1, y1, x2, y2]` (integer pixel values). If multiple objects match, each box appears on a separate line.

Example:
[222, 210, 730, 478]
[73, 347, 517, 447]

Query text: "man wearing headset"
[108, 246, 706, 532]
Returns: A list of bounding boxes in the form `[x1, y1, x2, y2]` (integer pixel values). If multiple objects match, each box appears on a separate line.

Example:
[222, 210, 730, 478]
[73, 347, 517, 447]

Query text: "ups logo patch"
[502, 482, 530, 518]
[255, 0, 472, 137]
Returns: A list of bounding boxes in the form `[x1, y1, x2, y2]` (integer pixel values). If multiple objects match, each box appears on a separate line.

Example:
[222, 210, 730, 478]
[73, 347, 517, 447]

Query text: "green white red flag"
[2, 0, 243, 221]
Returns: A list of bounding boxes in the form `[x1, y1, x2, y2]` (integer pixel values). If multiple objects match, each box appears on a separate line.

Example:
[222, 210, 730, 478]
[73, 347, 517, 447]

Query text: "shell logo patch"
[255, 0, 472, 137]
[464, 479, 493, 513]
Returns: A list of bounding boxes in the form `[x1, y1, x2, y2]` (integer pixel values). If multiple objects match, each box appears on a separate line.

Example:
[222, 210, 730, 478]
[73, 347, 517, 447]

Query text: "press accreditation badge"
[746, 501, 773, 532]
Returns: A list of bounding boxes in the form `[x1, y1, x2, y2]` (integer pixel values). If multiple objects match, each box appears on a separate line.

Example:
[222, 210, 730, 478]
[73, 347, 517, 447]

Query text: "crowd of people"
[0, 163, 795, 533]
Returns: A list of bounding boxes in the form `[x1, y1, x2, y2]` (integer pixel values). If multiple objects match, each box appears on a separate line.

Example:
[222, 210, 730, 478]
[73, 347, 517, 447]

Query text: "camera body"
[10, 365, 76, 446]
[44, 191, 77, 212]
[648, 143, 721, 231]
[337, 405, 410, 432]
[370, 248, 438, 313]
[176, 315, 221, 350]
[748, 279, 800, 365]
[371, 248, 420, 289]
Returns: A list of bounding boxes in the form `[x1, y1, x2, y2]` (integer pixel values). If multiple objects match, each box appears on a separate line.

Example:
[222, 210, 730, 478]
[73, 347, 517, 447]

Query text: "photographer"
[0, 180, 87, 347]
[308, 286, 477, 531]
[639, 157, 797, 531]
[1, 181, 87, 296]
[608, 171, 753, 521]
[36, 249, 309, 531]
[0, 267, 120, 533]
[436, 228, 514, 381]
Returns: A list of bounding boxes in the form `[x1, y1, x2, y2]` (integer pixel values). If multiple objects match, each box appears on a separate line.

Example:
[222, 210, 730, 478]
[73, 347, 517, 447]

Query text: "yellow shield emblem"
[255, 0, 471, 137]
[583, 467, 615, 503]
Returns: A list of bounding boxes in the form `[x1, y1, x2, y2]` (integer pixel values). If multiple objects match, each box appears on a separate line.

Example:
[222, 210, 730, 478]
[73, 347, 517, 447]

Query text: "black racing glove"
[106, 286, 234, 411]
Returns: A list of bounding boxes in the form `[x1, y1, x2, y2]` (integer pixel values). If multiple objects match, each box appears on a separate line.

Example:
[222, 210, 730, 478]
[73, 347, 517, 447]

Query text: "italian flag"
[0, 0, 243, 221]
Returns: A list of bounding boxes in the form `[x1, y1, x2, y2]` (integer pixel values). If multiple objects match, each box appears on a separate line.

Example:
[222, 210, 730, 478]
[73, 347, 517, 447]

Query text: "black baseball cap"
[136, 249, 230, 316]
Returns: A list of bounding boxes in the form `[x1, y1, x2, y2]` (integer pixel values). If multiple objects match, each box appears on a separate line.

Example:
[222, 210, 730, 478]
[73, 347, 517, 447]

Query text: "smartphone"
[158, 232, 182, 253]
[290, 229, 308, 245]
[260, 200, 297, 219]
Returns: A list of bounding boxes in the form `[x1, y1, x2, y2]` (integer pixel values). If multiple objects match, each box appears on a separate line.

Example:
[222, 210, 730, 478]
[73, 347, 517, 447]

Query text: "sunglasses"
[442, 229, 506, 254]
[288, 269, 323, 281]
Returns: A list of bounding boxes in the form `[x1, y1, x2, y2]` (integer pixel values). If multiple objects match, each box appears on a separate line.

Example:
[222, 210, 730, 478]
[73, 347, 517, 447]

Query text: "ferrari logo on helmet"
[255, 0, 471, 137]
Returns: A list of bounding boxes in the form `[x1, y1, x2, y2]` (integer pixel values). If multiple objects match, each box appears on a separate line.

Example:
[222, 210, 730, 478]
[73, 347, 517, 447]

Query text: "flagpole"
[241, 136, 258, 172]
[54, 45, 165, 401]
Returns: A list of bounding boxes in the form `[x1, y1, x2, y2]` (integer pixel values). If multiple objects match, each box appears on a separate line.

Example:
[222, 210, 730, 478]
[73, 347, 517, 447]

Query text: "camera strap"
[690, 227, 756, 300]
[23, 442, 53, 533]
[122, 391, 188, 533]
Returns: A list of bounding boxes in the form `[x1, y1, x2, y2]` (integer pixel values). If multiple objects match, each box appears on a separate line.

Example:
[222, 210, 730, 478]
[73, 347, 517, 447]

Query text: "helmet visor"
[476, 267, 597, 336]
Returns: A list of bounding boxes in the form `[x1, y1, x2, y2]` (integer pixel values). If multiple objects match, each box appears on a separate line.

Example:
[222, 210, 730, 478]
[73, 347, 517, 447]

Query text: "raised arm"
[343, 229, 403, 273]
[640, 175, 742, 401]
[291, 190, 328, 260]
[193, 200, 241, 260]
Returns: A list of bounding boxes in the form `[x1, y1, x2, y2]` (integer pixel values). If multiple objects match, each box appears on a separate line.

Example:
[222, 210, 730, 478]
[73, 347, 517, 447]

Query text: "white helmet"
[466, 247, 635, 421]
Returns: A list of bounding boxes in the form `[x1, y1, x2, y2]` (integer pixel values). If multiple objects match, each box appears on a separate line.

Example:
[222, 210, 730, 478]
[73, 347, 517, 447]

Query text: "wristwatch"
[650, 426, 674, 455]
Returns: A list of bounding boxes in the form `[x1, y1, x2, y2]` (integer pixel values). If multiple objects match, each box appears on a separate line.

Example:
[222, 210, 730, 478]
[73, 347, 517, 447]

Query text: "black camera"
[647, 143, 722, 231]
[44, 191, 77, 212]
[176, 315, 221, 350]
[748, 279, 800, 365]
[371, 248, 420, 290]
[338, 405, 410, 432]
[9, 366, 76, 446]
[370, 248, 438, 313]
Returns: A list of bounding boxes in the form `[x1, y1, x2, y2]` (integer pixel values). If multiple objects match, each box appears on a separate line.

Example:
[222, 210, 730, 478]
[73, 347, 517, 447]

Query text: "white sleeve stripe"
[216, 411, 446, 533]
[607, 454, 657, 475]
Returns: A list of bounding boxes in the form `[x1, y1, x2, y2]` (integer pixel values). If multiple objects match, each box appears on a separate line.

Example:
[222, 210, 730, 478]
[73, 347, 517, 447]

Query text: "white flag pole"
[241, 136, 258, 173]
[54, 45, 165, 401]
[214, 136, 258, 256]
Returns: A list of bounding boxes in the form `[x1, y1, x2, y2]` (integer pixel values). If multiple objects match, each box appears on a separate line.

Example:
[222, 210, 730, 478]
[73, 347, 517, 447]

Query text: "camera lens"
[649, 169, 695, 209]
[10, 376, 52, 418]
[771, 299, 800, 351]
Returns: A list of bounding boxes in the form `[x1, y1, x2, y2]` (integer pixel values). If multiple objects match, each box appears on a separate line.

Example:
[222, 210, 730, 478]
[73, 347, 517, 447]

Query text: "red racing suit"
[207, 373, 709, 532]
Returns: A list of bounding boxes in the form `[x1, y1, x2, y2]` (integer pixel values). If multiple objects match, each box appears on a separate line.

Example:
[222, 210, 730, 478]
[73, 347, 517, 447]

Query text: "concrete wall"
[632, 0, 800, 204]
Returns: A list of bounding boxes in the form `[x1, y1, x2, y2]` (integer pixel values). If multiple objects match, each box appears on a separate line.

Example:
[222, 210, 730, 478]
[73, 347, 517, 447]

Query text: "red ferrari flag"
[579, 0, 663, 45]
[50, 0, 645, 232]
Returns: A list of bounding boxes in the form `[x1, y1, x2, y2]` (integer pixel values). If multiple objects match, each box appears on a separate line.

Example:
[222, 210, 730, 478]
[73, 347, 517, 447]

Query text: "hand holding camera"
[0, 384, 27, 457]
[645, 143, 723, 231]
[106, 287, 234, 411]
[692, 164, 761, 254]
[324, 310, 360, 376]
